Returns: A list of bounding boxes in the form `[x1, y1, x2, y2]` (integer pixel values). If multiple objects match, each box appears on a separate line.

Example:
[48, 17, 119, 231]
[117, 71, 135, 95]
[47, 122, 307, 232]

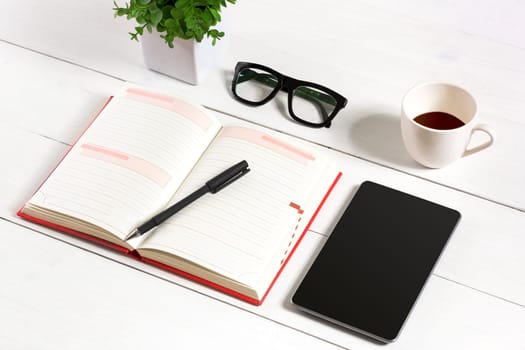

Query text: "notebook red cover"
[16, 209, 132, 254]
[16, 95, 342, 305]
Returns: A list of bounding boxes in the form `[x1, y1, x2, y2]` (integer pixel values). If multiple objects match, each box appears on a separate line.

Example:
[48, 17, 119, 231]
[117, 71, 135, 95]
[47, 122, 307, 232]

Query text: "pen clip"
[206, 160, 250, 193]
[212, 167, 250, 193]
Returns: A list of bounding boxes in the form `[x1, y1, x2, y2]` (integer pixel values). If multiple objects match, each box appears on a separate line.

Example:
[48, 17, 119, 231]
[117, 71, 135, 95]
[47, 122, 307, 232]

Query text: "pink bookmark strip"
[81, 143, 129, 160]
[79, 143, 171, 187]
[261, 135, 315, 161]
[220, 127, 315, 164]
[125, 88, 212, 131]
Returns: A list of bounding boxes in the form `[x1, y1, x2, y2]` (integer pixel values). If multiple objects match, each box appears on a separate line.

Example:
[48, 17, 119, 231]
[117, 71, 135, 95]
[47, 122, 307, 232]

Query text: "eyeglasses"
[231, 62, 348, 128]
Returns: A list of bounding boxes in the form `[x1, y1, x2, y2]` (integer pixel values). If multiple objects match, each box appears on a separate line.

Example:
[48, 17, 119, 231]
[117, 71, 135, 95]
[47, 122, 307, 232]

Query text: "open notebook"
[18, 85, 341, 305]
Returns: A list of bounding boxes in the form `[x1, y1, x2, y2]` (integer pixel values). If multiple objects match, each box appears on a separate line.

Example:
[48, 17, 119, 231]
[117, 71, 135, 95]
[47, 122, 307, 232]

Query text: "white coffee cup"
[401, 82, 495, 168]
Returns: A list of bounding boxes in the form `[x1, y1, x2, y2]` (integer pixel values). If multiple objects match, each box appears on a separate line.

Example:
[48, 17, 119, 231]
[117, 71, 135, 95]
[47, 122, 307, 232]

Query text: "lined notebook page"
[27, 87, 221, 239]
[139, 126, 331, 288]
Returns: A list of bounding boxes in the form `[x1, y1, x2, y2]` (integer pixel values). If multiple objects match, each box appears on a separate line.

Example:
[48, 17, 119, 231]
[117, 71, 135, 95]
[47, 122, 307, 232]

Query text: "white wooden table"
[1, 1, 524, 348]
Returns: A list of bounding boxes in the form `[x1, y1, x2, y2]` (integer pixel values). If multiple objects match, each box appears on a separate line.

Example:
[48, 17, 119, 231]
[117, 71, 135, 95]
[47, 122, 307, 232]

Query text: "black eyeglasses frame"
[231, 62, 348, 128]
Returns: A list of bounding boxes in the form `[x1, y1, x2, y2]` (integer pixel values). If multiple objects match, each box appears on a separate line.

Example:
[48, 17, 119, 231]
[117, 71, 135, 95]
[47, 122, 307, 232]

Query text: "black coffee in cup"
[413, 111, 465, 130]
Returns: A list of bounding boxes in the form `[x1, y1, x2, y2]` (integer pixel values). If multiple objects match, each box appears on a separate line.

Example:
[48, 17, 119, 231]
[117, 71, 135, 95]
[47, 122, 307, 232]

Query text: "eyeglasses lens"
[235, 67, 279, 103]
[291, 86, 337, 125]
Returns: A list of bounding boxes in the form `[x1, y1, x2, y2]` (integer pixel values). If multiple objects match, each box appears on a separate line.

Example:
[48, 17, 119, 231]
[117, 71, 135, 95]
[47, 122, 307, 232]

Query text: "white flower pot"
[141, 25, 228, 85]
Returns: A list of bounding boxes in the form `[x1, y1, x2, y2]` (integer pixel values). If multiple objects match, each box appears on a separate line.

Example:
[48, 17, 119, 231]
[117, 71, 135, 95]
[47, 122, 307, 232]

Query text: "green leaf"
[175, 0, 190, 9]
[170, 7, 185, 20]
[164, 18, 177, 29]
[150, 7, 163, 25]
[129, 32, 139, 41]
[209, 8, 220, 22]
[202, 10, 212, 25]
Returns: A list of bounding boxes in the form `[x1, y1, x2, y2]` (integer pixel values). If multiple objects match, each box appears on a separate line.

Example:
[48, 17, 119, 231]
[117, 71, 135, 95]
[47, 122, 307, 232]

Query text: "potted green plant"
[114, 0, 236, 84]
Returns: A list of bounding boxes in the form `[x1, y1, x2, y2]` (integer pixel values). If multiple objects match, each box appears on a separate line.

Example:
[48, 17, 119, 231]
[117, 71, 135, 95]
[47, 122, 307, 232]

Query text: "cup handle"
[463, 123, 495, 157]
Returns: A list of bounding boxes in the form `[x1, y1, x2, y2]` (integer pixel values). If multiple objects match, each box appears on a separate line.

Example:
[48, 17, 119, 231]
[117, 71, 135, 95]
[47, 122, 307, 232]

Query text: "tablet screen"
[292, 181, 460, 342]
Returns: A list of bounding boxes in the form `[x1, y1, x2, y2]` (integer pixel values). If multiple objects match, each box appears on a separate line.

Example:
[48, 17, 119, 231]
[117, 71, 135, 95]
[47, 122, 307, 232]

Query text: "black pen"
[126, 160, 250, 240]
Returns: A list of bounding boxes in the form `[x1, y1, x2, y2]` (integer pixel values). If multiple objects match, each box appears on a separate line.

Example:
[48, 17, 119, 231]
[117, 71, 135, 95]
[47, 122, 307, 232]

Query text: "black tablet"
[292, 181, 460, 342]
